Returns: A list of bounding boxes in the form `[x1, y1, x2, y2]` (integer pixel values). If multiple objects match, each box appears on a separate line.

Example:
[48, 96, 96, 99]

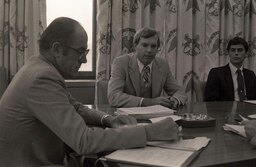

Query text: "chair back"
[95, 80, 109, 105]
[0, 66, 7, 98]
[194, 80, 206, 102]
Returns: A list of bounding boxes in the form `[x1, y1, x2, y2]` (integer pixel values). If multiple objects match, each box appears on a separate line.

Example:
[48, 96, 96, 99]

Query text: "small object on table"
[177, 113, 216, 128]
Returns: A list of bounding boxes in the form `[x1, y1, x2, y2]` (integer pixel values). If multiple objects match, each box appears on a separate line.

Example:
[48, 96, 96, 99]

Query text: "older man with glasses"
[0, 17, 181, 167]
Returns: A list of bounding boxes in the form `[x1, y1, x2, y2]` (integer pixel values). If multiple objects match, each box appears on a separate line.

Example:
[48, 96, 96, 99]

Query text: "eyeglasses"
[60, 43, 89, 61]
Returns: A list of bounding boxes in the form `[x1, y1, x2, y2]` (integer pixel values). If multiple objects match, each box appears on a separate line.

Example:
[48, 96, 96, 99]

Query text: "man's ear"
[51, 42, 63, 59]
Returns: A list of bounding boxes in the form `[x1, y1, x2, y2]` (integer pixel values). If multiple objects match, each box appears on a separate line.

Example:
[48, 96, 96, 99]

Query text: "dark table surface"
[94, 101, 256, 167]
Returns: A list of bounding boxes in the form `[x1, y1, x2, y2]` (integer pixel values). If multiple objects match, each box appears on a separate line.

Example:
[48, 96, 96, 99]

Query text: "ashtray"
[176, 113, 216, 128]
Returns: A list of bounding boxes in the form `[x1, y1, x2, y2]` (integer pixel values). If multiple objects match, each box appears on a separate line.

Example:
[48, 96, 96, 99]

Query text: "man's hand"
[142, 97, 179, 109]
[242, 120, 256, 145]
[144, 117, 180, 141]
[103, 115, 137, 128]
[168, 97, 179, 110]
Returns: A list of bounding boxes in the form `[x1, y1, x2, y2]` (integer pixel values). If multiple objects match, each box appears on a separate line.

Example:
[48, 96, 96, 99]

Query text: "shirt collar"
[137, 59, 153, 73]
[229, 63, 243, 75]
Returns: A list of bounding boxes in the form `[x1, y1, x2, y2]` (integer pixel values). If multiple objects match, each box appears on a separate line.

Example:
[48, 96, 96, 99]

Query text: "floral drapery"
[0, 0, 46, 81]
[96, 0, 256, 102]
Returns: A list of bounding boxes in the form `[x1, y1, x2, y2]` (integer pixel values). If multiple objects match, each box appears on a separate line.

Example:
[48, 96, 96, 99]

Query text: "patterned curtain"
[0, 0, 46, 81]
[96, 0, 256, 102]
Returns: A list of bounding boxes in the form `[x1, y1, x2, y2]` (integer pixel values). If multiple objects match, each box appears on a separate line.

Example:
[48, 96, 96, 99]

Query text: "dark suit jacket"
[204, 64, 256, 101]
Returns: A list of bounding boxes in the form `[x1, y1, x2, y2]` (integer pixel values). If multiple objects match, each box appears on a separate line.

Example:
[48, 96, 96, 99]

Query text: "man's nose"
[79, 55, 87, 64]
[146, 46, 153, 52]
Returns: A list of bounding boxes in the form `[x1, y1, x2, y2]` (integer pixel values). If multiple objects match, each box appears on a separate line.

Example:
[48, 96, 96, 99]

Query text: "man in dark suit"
[205, 37, 256, 101]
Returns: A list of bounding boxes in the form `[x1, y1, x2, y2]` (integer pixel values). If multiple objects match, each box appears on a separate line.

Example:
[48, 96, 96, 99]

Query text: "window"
[46, 0, 96, 79]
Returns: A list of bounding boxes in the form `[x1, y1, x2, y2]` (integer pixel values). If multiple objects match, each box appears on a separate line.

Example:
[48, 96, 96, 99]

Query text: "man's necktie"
[142, 65, 150, 87]
[237, 69, 246, 101]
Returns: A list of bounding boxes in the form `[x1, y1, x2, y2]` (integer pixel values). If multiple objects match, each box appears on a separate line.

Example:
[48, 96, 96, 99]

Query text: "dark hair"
[39, 17, 80, 52]
[227, 37, 249, 52]
[133, 27, 160, 48]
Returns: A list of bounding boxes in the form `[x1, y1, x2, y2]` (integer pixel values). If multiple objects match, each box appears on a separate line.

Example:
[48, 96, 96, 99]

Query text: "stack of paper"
[223, 124, 247, 137]
[147, 137, 210, 151]
[104, 137, 210, 167]
[116, 105, 175, 119]
[243, 100, 256, 105]
[150, 115, 182, 123]
[248, 114, 256, 119]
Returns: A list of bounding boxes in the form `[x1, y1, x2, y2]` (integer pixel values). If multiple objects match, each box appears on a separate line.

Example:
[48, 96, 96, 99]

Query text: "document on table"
[104, 137, 210, 167]
[116, 105, 176, 119]
[243, 100, 256, 105]
[150, 115, 182, 123]
[147, 137, 210, 151]
[248, 114, 256, 119]
[223, 124, 247, 137]
[104, 146, 194, 167]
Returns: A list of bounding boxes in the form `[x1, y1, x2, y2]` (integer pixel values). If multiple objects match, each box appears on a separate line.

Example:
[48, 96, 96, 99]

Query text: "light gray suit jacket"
[108, 53, 187, 107]
[0, 56, 146, 167]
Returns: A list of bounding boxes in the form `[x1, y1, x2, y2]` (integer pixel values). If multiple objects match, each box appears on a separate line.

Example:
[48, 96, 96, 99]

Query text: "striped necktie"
[142, 65, 150, 87]
[236, 69, 246, 101]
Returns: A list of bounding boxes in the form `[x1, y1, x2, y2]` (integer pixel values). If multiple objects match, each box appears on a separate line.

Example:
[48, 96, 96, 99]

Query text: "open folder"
[103, 137, 210, 167]
[116, 105, 175, 119]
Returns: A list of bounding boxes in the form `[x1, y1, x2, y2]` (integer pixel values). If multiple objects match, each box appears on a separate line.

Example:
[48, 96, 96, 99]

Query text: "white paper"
[117, 105, 175, 115]
[147, 137, 210, 151]
[248, 114, 256, 119]
[116, 105, 175, 119]
[105, 146, 194, 167]
[223, 124, 246, 137]
[244, 100, 256, 105]
[150, 115, 182, 123]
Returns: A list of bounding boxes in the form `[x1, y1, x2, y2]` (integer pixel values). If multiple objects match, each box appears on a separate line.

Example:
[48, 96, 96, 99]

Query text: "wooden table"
[95, 101, 256, 167]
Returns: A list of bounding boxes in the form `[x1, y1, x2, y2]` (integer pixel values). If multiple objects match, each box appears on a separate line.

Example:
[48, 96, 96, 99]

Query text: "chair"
[0, 66, 7, 98]
[194, 80, 206, 102]
[95, 80, 109, 105]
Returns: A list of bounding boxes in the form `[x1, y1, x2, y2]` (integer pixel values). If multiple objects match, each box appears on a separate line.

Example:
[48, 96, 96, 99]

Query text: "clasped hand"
[153, 97, 179, 109]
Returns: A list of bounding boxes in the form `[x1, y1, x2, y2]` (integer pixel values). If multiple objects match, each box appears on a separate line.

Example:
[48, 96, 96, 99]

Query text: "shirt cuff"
[100, 114, 111, 125]
[139, 98, 144, 107]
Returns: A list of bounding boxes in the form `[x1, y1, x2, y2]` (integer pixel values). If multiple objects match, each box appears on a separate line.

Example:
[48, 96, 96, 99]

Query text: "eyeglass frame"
[60, 43, 89, 62]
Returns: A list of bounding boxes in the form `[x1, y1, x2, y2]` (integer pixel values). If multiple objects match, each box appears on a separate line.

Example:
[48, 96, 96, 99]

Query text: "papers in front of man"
[248, 114, 256, 119]
[147, 137, 210, 151]
[223, 124, 247, 137]
[116, 105, 175, 119]
[243, 100, 256, 105]
[149, 115, 182, 123]
[104, 137, 210, 167]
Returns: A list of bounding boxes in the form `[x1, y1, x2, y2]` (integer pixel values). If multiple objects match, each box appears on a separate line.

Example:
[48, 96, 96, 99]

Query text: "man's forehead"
[230, 44, 244, 48]
[140, 36, 158, 43]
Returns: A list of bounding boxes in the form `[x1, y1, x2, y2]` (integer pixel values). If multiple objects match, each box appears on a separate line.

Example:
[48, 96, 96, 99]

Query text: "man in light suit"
[108, 27, 187, 109]
[205, 37, 256, 101]
[0, 17, 181, 167]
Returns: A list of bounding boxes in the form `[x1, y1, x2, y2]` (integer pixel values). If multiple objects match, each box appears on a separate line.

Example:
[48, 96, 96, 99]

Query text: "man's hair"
[133, 27, 160, 48]
[227, 37, 249, 52]
[39, 17, 80, 52]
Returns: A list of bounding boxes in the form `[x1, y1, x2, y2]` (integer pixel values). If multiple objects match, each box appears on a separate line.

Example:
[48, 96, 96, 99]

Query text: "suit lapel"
[224, 64, 234, 99]
[129, 54, 140, 96]
[152, 60, 163, 97]
[243, 69, 250, 98]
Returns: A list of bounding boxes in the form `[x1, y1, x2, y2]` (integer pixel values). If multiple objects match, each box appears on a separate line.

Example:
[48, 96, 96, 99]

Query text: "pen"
[178, 126, 183, 140]
[239, 114, 249, 121]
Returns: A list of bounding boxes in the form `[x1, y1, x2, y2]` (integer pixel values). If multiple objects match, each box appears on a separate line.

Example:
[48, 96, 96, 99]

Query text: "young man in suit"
[0, 17, 181, 167]
[108, 27, 187, 109]
[205, 37, 256, 101]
